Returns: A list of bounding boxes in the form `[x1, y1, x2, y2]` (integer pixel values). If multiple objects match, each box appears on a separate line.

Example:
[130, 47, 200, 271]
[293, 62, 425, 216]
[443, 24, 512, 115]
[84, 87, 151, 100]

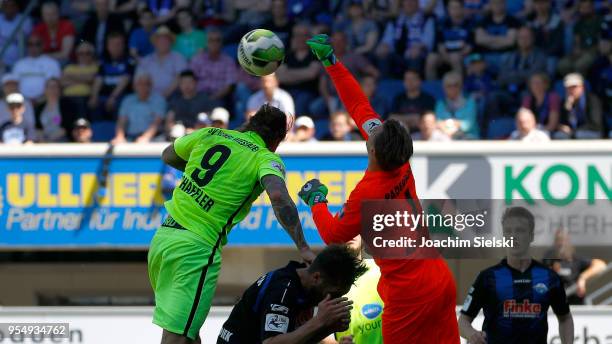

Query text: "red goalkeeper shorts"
[381, 276, 459, 344]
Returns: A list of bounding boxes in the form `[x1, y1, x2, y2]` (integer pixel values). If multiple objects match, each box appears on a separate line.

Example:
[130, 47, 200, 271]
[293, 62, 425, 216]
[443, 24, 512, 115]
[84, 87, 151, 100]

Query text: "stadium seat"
[314, 119, 329, 139]
[377, 79, 404, 107]
[486, 117, 516, 139]
[223, 44, 239, 59]
[91, 121, 117, 142]
[422, 80, 444, 99]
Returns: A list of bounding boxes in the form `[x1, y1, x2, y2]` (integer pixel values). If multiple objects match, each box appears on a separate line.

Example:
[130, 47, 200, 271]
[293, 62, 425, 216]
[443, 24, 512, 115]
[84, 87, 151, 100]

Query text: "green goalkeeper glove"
[306, 34, 337, 67]
[298, 179, 329, 207]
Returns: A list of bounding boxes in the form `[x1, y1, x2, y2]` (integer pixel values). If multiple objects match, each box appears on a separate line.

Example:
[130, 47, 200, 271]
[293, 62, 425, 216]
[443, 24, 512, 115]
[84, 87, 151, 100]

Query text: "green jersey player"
[148, 105, 315, 344]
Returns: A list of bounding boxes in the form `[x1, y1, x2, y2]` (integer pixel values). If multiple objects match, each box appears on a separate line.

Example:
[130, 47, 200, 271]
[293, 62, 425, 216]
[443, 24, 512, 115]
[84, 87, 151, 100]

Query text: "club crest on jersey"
[265, 313, 289, 333]
[362, 119, 382, 135]
[503, 299, 541, 318]
[533, 283, 548, 294]
[362, 303, 383, 320]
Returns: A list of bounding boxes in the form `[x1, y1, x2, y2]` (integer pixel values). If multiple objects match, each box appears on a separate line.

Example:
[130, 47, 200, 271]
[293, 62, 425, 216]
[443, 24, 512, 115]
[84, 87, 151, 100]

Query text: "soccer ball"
[237, 29, 285, 76]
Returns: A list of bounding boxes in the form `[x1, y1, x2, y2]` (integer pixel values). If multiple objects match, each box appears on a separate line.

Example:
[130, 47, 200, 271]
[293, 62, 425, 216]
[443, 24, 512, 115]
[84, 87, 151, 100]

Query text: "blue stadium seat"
[376, 79, 404, 108]
[91, 121, 116, 142]
[223, 44, 239, 59]
[421, 80, 444, 100]
[486, 117, 516, 139]
[553, 80, 565, 99]
[314, 119, 329, 139]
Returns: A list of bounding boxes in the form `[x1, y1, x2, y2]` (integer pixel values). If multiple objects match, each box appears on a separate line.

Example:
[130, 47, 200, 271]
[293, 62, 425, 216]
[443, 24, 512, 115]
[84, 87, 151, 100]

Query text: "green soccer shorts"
[148, 223, 223, 340]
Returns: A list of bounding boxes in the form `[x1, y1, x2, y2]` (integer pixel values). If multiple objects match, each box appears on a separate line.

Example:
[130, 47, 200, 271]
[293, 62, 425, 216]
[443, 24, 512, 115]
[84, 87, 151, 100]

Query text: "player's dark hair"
[242, 104, 288, 149]
[308, 244, 368, 288]
[501, 207, 535, 235]
[374, 119, 413, 171]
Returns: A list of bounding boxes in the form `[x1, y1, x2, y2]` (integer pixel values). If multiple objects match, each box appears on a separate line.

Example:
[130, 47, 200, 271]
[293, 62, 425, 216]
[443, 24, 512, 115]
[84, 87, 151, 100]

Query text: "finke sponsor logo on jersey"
[265, 313, 289, 333]
[514, 279, 531, 284]
[361, 303, 383, 320]
[503, 299, 542, 318]
[271, 304, 289, 315]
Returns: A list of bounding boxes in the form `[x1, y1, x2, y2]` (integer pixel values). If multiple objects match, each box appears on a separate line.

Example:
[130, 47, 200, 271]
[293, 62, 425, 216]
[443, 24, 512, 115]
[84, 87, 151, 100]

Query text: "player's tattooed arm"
[262, 175, 314, 262]
[162, 143, 188, 171]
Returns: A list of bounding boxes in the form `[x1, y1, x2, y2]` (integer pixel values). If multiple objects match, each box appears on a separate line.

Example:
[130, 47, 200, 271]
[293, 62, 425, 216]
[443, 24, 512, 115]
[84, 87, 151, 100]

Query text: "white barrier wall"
[0, 306, 610, 343]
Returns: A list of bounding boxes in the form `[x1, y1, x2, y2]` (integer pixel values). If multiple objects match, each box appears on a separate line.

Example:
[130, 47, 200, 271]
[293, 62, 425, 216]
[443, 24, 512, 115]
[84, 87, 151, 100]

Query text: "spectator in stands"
[35, 78, 69, 142]
[71, 118, 93, 143]
[0, 93, 35, 144]
[275, 23, 320, 116]
[32, 1, 76, 63]
[527, 0, 565, 73]
[165, 70, 219, 136]
[544, 228, 607, 304]
[558, 0, 603, 76]
[558, 73, 604, 139]
[62, 41, 99, 119]
[391, 69, 435, 130]
[463, 53, 495, 106]
[190, 28, 238, 102]
[474, 0, 519, 68]
[210, 107, 230, 129]
[435, 71, 478, 139]
[148, 0, 180, 25]
[411, 111, 451, 141]
[333, 0, 379, 55]
[0, 75, 36, 130]
[319, 31, 379, 116]
[12, 34, 62, 102]
[360, 75, 389, 118]
[322, 111, 360, 141]
[0, 0, 32, 68]
[425, 0, 473, 80]
[377, 0, 435, 76]
[80, 0, 125, 56]
[262, 0, 294, 47]
[497, 26, 547, 94]
[291, 115, 317, 142]
[113, 73, 166, 143]
[246, 73, 295, 119]
[173, 9, 206, 61]
[509, 107, 551, 142]
[463, 0, 488, 20]
[362, 0, 396, 23]
[521, 73, 561, 133]
[129, 8, 156, 60]
[136, 26, 187, 98]
[588, 30, 612, 121]
[89, 31, 134, 121]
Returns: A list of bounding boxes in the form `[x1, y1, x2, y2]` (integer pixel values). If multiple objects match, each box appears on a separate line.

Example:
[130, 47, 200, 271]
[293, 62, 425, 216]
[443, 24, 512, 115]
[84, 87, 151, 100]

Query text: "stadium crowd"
[0, 0, 610, 144]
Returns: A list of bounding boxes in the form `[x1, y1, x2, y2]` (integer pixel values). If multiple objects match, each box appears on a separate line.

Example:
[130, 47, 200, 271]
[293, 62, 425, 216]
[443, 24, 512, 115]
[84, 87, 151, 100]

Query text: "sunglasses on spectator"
[7, 103, 23, 108]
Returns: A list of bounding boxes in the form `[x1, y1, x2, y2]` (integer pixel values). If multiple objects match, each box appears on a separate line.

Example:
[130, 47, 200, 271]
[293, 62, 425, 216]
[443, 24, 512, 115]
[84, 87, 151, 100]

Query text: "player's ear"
[311, 271, 321, 285]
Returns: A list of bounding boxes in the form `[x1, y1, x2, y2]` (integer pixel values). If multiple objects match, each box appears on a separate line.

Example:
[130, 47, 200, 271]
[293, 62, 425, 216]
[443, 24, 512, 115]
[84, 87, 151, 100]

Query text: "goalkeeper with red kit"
[298, 35, 459, 344]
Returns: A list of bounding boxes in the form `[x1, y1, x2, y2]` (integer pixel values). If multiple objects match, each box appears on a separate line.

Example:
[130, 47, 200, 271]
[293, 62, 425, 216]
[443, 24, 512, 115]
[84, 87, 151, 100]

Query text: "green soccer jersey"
[165, 127, 286, 247]
[335, 259, 383, 344]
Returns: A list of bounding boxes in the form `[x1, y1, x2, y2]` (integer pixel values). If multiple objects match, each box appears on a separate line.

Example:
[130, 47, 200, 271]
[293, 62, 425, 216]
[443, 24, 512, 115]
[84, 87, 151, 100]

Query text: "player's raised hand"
[468, 331, 487, 344]
[315, 295, 353, 332]
[306, 34, 336, 67]
[338, 335, 354, 344]
[298, 179, 329, 207]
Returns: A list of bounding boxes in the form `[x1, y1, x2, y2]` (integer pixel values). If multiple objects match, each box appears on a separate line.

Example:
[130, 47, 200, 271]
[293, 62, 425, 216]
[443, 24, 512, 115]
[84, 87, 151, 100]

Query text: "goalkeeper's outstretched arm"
[307, 34, 382, 140]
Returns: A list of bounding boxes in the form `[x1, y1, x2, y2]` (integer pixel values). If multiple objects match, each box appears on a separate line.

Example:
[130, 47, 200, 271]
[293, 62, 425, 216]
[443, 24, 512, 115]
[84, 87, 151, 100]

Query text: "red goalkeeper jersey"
[311, 62, 456, 306]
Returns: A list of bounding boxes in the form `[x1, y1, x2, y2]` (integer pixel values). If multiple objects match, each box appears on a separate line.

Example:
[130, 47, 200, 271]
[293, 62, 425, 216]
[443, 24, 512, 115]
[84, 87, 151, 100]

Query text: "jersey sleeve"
[257, 283, 299, 340]
[311, 186, 363, 244]
[325, 62, 382, 139]
[461, 271, 486, 318]
[549, 271, 570, 316]
[173, 127, 210, 160]
[257, 152, 286, 183]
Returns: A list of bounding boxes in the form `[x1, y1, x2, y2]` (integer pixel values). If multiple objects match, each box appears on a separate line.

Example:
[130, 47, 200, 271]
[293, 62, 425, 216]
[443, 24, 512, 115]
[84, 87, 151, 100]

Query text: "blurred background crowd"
[0, 0, 610, 144]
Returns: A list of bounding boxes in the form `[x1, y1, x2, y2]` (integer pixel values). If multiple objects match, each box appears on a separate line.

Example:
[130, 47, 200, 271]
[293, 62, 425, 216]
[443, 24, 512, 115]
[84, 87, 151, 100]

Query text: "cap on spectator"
[465, 53, 484, 65]
[151, 26, 175, 41]
[197, 112, 211, 125]
[73, 118, 91, 128]
[6, 93, 24, 104]
[210, 107, 230, 124]
[2, 73, 18, 84]
[563, 73, 584, 88]
[295, 116, 315, 129]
